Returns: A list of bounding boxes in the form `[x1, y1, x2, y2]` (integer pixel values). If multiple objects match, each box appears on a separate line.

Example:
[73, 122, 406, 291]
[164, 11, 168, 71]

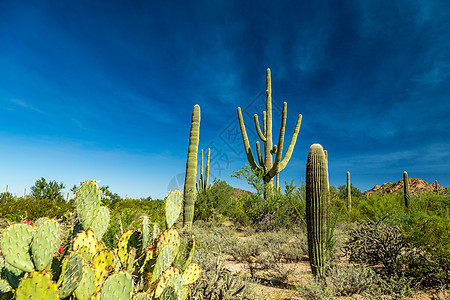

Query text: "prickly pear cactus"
[182, 263, 201, 285]
[73, 229, 101, 262]
[117, 230, 141, 266]
[165, 189, 182, 228]
[100, 271, 134, 300]
[31, 218, 61, 271]
[16, 271, 58, 300]
[0, 279, 11, 293]
[75, 180, 102, 230]
[74, 265, 96, 300]
[0, 223, 34, 272]
[91, 250, 115, 287]
[90, 206, 111, 241]
[58, 252, 83, 298]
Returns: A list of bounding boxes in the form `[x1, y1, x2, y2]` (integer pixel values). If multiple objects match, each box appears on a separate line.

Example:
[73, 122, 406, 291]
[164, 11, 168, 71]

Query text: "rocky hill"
[364, 177, 445, 196]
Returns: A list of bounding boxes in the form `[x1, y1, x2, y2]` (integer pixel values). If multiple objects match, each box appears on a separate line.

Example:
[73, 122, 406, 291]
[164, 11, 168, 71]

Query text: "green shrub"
[328, 264, 380, 296]
[0, 197, 74, 221]
[401, 212, 450, 284]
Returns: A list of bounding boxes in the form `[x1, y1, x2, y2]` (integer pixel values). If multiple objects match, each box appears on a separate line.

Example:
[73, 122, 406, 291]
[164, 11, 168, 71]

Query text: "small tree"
[30, 177, 65, 202]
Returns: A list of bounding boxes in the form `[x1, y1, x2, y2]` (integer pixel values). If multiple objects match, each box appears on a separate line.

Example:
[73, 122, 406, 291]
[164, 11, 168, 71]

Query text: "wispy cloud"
[10, 98, 43, 114]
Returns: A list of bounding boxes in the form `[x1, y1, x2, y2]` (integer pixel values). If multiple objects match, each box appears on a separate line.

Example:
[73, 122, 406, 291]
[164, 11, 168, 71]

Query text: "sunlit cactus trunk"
[197, 148, 211, 193]
[403, 171, 410, 208]
[183, 105, 200, 231]
[347, 171, 351, 212]
[237, 68, 302, 199]
[305, 143, 328, 279]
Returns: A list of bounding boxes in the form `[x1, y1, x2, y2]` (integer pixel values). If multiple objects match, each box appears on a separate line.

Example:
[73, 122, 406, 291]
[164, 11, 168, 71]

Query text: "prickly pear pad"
[141, 216, 151, 250]
[73, 229, 100, 262]
[16, 271, 58, 300]
[91, 250, 115, 287]
[133, 292, 150, 300]
[156, 228, 180, 255]
[182, 263, 201, 285]
[31, 218, 61, 271]
[58, 252, 83, 298]
[165, 189, 182, 228]
[0, 279, 11, 293]
[90, 206, 110, 241]
[117, 230, 141, 266]
[154, 267, 179, 298]
[181, 238, 196, 272]
[5, 262, 25, 289]
[74, 265, 96, 300]
[100, 271, 134, 300]
[76, 180, 101, 230]
[151, 244, 178, 284]
[0, 223, 34, 272]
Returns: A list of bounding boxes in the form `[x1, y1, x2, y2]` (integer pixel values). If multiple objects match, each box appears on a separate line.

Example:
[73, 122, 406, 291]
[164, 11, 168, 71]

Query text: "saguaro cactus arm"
[237, 107, 263, 173]
[254, 114, 267, 142]
[266, 110, 302, 179]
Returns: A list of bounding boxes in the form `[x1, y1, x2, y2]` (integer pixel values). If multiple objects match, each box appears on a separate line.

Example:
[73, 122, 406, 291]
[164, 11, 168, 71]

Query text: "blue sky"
[1, 1, 449, 199]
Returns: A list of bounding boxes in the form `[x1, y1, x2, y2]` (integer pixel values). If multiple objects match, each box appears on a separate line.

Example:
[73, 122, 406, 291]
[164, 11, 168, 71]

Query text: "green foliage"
[401, 212, 450, 283]
[194, 179, 235, 222]
[337, 184, 362, 199]
[30, 177, 65, 202]
[0, 196, 73, 221]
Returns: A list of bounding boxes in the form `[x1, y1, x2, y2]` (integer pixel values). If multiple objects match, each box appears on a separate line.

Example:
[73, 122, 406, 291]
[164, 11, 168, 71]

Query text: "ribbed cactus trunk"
[403, 171, 410, 208]
[305, 143, 328, 279]
[347, 171, 351, 213]
[183, 105, 200, 231]
[435, 180, 439, 194]
[197, 148, 211, 193]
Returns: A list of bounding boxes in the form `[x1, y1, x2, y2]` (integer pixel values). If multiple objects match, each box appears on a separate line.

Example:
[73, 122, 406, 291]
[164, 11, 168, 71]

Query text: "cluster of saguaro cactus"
[197, 148, 211, 193]
[403, 171, 410, 208]
[183, 105, 201, 231]
[305, 144, 328, 279]
[237, 68, 302, 198]
[0, 181, 201, 299]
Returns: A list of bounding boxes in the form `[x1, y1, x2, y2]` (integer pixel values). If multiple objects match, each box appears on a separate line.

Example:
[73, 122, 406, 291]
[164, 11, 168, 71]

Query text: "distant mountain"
[364, 178, 445, 196]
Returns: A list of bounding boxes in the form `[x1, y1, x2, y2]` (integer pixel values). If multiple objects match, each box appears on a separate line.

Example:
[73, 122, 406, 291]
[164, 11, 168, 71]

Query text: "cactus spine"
[183, 105, 200, 230]
[237, 68, 302, 198]
[197, 148, 211, 193]
[305, 144, 328, 279]
[347, 171, 351, 212]
[403, 171, 410, 208]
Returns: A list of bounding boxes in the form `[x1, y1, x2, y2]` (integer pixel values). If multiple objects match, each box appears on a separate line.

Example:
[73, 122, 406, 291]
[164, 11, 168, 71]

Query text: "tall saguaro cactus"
[347, 171, 351, 212]
[305, 143, 328, 279]
[403, 171, 410, 208]
[237, 68, 302, 198]
[197, 148, 211, 193]
[183, 105, 201, 231]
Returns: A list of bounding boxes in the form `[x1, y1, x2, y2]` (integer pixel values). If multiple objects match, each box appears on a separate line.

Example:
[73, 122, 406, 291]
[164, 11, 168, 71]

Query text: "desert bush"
[343, 219, 407, 274]
[0, 196, 73, 222]
[400, 212, 450, 285]
[328, 264, 380, 296]
[194, 179, 236, 221]
[189, 222, 256, 300]
[296, 279, 334, 300]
